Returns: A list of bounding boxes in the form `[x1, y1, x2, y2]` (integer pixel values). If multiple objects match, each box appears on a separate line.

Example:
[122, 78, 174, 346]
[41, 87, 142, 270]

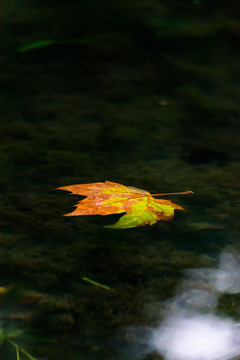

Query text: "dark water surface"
[1, 0, 240, 359]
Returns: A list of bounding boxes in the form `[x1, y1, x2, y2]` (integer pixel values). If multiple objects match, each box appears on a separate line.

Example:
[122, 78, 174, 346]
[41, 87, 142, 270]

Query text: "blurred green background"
[1, 0, 240, 359]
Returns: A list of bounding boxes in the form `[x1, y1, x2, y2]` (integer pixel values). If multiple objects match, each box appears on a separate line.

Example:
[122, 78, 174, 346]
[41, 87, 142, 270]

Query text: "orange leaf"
[57, 181, 192, 229]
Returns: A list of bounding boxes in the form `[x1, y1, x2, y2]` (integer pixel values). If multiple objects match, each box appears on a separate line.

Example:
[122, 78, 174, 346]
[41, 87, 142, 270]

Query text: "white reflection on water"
[116, 251, 240, 360]
[213, 252, 240, 294]
[150, 312, 240, 360]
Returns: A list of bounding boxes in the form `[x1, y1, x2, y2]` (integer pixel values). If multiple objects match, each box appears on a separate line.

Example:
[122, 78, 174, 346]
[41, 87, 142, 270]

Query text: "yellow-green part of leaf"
[105, 197, 177, 229]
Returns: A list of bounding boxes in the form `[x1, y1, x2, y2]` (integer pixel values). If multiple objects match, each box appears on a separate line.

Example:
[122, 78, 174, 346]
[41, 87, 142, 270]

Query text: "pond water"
[1, 1, 240, 359]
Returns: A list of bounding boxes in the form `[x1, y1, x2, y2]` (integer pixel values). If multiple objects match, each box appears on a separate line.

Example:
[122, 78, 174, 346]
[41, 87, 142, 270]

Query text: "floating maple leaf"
[57, 181, 192, 229]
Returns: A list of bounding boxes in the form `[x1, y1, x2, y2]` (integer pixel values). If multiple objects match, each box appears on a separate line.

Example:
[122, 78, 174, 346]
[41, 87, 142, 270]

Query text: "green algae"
[17, 40, 55, 53]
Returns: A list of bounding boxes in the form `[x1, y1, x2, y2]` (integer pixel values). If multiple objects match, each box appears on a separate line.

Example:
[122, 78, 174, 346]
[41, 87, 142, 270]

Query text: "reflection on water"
[114, 251, 240, 360]
[151, 312, 240, 360]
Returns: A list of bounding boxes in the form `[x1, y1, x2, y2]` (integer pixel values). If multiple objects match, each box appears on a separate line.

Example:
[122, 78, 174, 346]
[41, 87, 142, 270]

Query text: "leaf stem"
[150, 190, 194, 196]
[101, 190, 193, 206]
